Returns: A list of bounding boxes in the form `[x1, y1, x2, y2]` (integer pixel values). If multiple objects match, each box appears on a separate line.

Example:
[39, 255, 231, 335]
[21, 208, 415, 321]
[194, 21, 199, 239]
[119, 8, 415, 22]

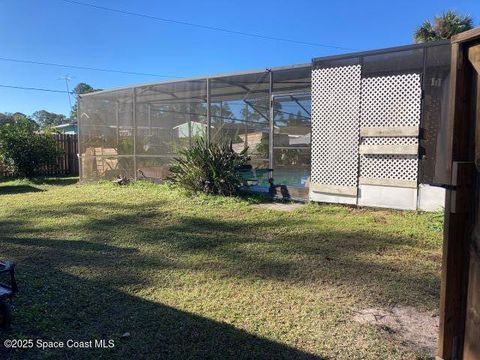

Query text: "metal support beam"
[77, 96, 83, 181]
[188, 103, 192, 148]
[269, 71, 274, 179]
[244, 102, 249, 149]
[133, 88, 137, 180]
[214, 100, 224, 144]
[290, 95, 311, 116]
[206, 78, 211, 145]
[243, 100, 269, 122]
[147, 103, 152, 136]
[115, 101, 120, 147]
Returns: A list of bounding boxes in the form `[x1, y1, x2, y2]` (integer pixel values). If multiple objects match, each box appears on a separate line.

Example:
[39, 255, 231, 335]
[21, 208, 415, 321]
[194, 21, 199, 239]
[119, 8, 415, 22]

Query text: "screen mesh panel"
[420, 44, 451, 184]
[361, 48, 424, 78]
[311, 64, 361, 188]
[78, 65, 312, 188]
[272, 93, 311, 189]
[210, 72, 270, 168]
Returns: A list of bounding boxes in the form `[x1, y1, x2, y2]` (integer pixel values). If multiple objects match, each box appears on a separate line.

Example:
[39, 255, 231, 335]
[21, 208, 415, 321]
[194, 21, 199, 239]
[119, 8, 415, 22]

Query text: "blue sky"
[0, 0, 479, 117]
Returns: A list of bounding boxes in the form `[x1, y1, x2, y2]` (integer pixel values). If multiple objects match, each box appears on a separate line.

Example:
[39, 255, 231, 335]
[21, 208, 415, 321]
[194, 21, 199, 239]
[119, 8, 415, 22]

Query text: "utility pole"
[59, 75, 73, 109]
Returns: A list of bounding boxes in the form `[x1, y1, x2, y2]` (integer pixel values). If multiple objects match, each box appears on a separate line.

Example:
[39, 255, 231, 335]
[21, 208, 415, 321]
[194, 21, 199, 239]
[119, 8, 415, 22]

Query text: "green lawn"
[0, 178, 443, 359]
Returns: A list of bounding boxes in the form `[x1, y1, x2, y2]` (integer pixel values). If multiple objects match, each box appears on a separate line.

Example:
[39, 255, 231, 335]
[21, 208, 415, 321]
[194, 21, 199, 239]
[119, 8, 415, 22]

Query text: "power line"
[0, 56, 182, 78]
[59, 0, 356, 51]
[0, 84, 72, 94]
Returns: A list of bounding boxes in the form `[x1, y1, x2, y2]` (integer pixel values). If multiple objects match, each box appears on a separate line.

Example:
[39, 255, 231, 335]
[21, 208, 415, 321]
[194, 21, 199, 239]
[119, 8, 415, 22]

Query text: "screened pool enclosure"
[78, 41, 452, 208]
[78, 65, 311, 197]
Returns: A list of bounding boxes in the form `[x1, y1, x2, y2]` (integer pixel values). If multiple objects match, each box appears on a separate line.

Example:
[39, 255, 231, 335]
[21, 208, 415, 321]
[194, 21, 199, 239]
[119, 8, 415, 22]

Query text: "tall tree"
[70, 82, 102, 119]
[414, 10, 474, 43]
[32, 110, 68, 128]
[0, 112, 38, 128]
[0, 112, 15, 126]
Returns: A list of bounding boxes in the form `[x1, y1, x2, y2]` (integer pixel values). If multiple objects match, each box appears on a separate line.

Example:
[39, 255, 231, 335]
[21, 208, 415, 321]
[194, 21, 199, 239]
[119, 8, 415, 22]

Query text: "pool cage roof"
[80, 40, 450, 102]
[79, 62, 312, 104]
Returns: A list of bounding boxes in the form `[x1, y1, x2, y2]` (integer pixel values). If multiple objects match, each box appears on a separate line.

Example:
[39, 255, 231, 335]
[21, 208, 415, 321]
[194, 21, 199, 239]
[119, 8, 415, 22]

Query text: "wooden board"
[468, 45, 480, 73]
[359, 126, 419, 137]
[438, 37, 479, 360]
[358, 177, 417, 188]
[359, 144, 418, 155]
[463, 47, 480, 360]
[464, 246, 480, 360]
[310, 183, 357, 196]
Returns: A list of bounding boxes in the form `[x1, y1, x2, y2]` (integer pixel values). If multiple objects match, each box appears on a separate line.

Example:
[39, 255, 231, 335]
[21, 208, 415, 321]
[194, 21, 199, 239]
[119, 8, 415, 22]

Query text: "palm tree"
[414, 10, 474, 43]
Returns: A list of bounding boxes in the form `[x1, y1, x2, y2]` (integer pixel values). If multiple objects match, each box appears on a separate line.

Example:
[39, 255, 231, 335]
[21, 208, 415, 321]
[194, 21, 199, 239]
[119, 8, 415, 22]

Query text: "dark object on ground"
[0, 261, 18, 329]
[113, 175, 129, 185]
[268, 178, 291, 201]
[137, 169, 163, 184]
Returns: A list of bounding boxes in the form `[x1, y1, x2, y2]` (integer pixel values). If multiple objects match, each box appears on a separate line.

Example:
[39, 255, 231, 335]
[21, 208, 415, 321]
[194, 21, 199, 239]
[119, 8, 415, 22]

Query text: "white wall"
[357, 185, 417, 210]
[417, 184, 445, 211]
[309, 184, 446, 212]
[309, 191, 357, 205]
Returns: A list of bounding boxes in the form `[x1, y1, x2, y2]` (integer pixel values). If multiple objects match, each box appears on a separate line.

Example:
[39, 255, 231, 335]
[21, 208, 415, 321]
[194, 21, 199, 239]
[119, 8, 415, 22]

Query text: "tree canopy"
[32, 110, 68, 128]
[70, 82, 102, 119]
[414, 10, 474, 43]
[0, 112, 38, 128]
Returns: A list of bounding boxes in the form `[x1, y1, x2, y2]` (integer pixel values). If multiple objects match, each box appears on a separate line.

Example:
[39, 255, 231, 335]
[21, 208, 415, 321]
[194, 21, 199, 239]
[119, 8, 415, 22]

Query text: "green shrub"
[0, 117, 61, 177]
[169, 140, 249, 195]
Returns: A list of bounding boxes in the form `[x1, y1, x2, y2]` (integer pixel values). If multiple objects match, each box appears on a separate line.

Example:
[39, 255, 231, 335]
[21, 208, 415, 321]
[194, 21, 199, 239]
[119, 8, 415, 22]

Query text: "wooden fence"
[0, 134, 79, 177]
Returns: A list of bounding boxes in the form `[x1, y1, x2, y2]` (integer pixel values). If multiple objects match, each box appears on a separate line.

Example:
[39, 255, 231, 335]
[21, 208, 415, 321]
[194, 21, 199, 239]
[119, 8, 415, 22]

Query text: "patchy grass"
[0, 178, 443, 359]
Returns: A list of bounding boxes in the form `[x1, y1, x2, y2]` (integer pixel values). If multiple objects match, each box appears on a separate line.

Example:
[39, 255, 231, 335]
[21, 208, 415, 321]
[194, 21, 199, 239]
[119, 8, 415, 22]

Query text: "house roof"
[53, 122, 77, 129]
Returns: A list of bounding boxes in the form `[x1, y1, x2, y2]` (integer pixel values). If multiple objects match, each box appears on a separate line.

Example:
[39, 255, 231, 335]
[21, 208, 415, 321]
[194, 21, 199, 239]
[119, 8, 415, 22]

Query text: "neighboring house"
[288, 133, 311, 146]
[53, 122, 77, 135]
[172, 121, 208, 138]
[276, 126, 311, 146]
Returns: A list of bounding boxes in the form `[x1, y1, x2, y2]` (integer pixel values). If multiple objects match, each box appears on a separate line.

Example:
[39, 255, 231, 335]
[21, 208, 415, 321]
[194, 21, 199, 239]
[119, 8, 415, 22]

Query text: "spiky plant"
[169, 140, 249, 196]
[414, 10, 474, 43]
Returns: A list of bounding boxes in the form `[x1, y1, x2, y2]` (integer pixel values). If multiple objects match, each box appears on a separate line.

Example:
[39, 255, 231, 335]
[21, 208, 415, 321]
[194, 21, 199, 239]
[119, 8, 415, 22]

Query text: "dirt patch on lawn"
[254, 203, 304, 212]
[353, 306, 439, 356]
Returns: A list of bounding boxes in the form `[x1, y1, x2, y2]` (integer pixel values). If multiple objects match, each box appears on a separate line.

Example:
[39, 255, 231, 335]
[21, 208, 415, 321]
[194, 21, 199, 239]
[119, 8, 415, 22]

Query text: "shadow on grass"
[0, 185, 44, 195]
[29, 176, 79, 186]
[0, 176, 78, 186]
[0, 193, 441, 358]
[0, 236, 325, 359]
[237, 190, 275, 205]
[1, 200, 441, 309]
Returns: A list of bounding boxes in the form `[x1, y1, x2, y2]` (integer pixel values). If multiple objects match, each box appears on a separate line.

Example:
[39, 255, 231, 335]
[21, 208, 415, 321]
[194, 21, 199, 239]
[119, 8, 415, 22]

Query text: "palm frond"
[414, 10, 474, 43]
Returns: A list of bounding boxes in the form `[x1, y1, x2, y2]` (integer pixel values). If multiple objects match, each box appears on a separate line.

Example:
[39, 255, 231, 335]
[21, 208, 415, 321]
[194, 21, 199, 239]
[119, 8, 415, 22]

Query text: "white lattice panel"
[360, 155, 418, 181]
[359, 73, 421, 184]
[360, 74, 421, 127]
[361, 137, 418, 146]
[311, 65, 361, 188]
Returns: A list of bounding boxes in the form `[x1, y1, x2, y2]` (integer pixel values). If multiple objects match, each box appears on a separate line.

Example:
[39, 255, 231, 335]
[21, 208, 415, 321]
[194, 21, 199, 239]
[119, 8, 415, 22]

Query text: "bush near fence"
[0, 134, 78, 177]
